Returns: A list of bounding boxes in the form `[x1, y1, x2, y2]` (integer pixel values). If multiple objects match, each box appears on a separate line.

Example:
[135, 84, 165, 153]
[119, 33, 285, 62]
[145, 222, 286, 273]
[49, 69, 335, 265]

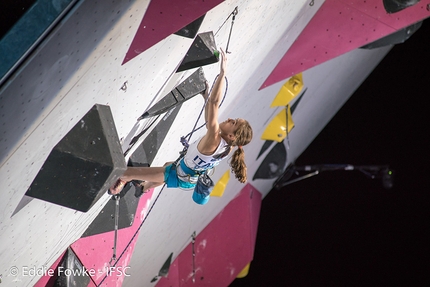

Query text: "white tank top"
[181, 137, 230, 173]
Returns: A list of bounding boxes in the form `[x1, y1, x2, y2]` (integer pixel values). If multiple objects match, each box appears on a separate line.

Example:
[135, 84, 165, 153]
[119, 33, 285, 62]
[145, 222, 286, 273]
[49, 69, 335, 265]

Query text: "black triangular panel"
[81, 181, 139, 237]
[83, 101, 184, 237]
[139, 67, 206, 120]
[151, 252, 174, 282]
[253, 142, 287, 180]
[383, 0, 419, 14]
[174, 15, 205, 38]
[256, 141, 274, 160]
[361, 22, 422, 49]
[132, 103, 183, 166]
[54, 248, 90, 287]
[176, 31, 219, 72]
[290, 88, 305, 114]
[26, 104, 126, 212]
[159, 252, 173, 277]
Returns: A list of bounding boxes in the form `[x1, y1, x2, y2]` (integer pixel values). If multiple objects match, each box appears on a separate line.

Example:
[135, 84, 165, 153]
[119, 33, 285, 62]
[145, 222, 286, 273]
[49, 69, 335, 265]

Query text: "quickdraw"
[109, 194, 120, 266]
[215, 6, 239, 53]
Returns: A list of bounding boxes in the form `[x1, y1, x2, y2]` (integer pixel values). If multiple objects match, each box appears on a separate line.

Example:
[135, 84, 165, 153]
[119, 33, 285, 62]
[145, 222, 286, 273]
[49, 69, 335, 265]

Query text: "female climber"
[109, 49, 253, 204]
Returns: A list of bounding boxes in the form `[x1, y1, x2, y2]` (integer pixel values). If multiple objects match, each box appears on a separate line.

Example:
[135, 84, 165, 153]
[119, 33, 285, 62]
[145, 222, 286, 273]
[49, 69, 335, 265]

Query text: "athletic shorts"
[164, 164, 210, 205]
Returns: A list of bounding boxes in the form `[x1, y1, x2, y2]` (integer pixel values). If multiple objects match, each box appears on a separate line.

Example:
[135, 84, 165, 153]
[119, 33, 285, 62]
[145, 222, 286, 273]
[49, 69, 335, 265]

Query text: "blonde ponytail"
[230, 147, 247, 183]
[229, 120, 253, 183]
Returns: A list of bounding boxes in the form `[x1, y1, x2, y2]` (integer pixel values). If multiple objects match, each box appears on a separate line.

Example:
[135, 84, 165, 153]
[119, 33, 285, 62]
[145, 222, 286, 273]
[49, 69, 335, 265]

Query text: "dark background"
[231, 18, 429, 287]
[0, 0, 36, 38]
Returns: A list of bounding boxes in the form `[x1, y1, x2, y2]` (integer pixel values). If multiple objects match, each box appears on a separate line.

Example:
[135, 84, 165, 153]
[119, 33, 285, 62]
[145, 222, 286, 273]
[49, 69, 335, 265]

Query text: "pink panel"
[156, 184, 262, 287]
[122, 0, 224, 64]
[261, 0, 430, 89]
[341, 0, 429, 29]
[70, 190, 154, 287]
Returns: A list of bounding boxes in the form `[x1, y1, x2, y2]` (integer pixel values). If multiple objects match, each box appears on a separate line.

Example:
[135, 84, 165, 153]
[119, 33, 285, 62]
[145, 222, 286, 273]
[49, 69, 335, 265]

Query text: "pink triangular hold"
[122, 0, 224, 65]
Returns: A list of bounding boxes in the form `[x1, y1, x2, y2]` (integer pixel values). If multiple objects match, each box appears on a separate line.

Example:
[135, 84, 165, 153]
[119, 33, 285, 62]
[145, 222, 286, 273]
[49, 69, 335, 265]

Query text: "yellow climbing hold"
[210, 170, 230, 197]
[270, 73, 303, 107]
[236, 263, 251, 278]
[261, 106, 294, 142]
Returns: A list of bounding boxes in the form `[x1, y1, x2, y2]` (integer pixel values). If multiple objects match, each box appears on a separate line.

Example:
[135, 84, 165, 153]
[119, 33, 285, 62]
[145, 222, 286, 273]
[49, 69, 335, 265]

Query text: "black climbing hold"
[139, 67, 206, 120]
[26, 104, 126, 212]
[174, 15, 205, 38]
[383, 0, 419, 14]
[176, 31, 219, 72]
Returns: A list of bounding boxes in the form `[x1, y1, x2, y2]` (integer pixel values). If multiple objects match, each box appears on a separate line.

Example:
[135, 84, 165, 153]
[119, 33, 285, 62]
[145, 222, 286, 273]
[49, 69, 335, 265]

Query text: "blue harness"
[179, 159, 199, 177]
[164, 159, 213, 205]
